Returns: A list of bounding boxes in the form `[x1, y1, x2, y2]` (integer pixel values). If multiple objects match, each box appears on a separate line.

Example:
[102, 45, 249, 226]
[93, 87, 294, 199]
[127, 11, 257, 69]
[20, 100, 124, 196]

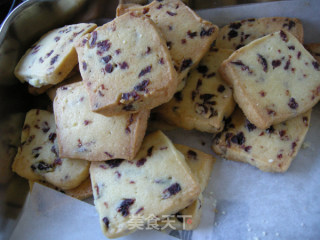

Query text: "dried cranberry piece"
[104, 151, 114, 159]
[143, 7, 149, 14]
[231, 60, 252, 73]
[272, 60, 281, 69]
[54, 158, 62, 165]
[138, 65, 152, 78]
[279, 30, 288, 42]
[297, 51, 301, 59]
[180, 59, 192, 72]
[117, 199, 135, 217]
[135, 207, 144, 214]
[82, 61, 87, 71]
[136, 158, 147, 167]
[54, 36, 60, 42]
[103, 217, 110, 228]
[283, 20, 296, 30]
[51, 145, 58, 157]
[231, 132, 245, 145]
[257, 54, 268, 72]
[217, 85, 225, 93]
[288, 46, 295, 50]
[197, 65, 208, 74]
[41, 121, 50, 133]
[105, 159, 123, 168]
[312, 61, 320, 70]
[279, 130, 286, 137]
[90, 31, 97, 47]
[134, 79, 150, 92]
[228, 29, 238, 40]
[174, 91, 183, 101]
[46, 50, 54, 58]
[245, 120, 256, 132]
[31, 45, 40, 54]
[244, 146, 252, 152]
[50, 55, 59, 65]
[230, 22, 242, 29]
[162, 183, 181, 199]
[31, 161, 54, 172]
[288, 97, 299, 109]
[200, 27, 215, 37]
[97, 40, 111, 53]
[200, 94, 214, 102]
[284, 59, 291, 70]
[48, 133, 56, 143]
[105, 63, 114, 73]
[266, 126, 275, 134]
[187, 30, 197, 39]
[102, 55, 112, 64]
[187, 150, 197, 160]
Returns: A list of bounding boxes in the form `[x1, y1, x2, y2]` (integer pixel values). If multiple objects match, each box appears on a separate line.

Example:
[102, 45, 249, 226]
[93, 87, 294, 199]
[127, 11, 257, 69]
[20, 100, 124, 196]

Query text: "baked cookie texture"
[158, 144, 215, 230]
[305, 43, 320, 63]
[156, 48, 235, 133]
[53, 82, 149, 161]
[220, 30, 320, 129]
[116, 0, 219, 91]
[12, 109, 90, 190]
[14, 23, 97, 87]
[212, 108, 311, 172]
[90, 131, 200, 238]
[215, 17, 303, 50]
[75, 13, 177, 116]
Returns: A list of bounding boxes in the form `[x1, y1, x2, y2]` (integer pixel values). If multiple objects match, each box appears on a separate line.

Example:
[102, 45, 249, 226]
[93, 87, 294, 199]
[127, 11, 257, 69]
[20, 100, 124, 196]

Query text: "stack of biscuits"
[11, 0, 320, 239]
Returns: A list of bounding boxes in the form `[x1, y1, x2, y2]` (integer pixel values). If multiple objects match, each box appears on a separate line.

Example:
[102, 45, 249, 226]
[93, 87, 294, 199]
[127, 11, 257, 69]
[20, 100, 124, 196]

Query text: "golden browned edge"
[29, 177, 93, 200]
[116, 3, 141, 17]
[28, 84, 52, 96]
[212, 110, 312, 172]
[305, 43, 320, 63]
[128, 109, 150, 160]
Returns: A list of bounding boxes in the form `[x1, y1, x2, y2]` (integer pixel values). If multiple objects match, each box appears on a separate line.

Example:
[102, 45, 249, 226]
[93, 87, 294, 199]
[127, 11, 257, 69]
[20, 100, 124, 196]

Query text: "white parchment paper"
[9, 0, 320, 239]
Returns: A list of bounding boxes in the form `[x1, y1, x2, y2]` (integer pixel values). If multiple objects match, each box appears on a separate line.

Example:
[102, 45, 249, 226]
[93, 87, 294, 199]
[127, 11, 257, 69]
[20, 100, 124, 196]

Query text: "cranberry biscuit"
[14, 23, 97, 87]
[158, 144, 215, 230]
[117, 0, 219, 91]
[156, 48, 235, 133]
[53, 82, 149, 161]
[220, 30, 320, 129]
[90, 131, 200, 238]
[216, 17, 303, 50]
[212, 108, 311, 172]
[75, 13, 177, 116]
[12, 109, 90, 190]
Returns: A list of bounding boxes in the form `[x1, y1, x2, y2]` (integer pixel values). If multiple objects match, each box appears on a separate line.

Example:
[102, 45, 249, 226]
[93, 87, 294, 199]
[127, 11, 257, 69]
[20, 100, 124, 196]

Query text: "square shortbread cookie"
[90, 131, 200, 238]
[156, 48, 235, 133]
[75, 13, 177, 116]
[14, 23, 96, 87]
[117, 0, 219, 91]
[53, 82, 149, 161]
[12, 109, 90, 190]
[220, 30, 320, 129]
[212, 108, 311, 172]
